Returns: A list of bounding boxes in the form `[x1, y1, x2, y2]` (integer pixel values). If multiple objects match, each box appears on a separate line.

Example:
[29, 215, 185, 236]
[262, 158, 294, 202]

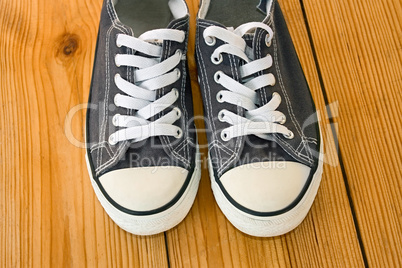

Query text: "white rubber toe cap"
[99, 166, 188, 212]
[220, 162, 311, 213]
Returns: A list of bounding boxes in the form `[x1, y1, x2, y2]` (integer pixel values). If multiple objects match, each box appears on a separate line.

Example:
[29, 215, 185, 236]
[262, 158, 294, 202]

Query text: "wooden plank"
[165, 0, 365, 267]
[302, 0, 402, 266]
[0, 0, 168, 267]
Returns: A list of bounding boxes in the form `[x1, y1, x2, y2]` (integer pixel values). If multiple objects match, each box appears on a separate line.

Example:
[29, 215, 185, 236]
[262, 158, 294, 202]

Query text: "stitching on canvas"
[176, 19, 190, 162]
[91, 144, 113, 158]
[295, 140, 304, 152]
[217, 44, 244, 176]
[198, 21, 245, 176]
[100, 18, 190, 172]
[160, 19, 191, 167]
[164, 19, 190, 165]
[218, 54, 241, 174]
[95, 3, 135, 174]
[211, 140, 234, 155]
[180, 20, 190, 162]
[176, 138, 191, 153]
[97, 12, 115, 169]
[306, 137, 317, 144]
[272, 30, 312, 163]
[198, 21, 244, 167]
[97, 3, 131, 173]
[256, 29, 268, 106]
[276, 135, 312, 164]
[198, 20, 313, 168]
[197, 21, 221, 164]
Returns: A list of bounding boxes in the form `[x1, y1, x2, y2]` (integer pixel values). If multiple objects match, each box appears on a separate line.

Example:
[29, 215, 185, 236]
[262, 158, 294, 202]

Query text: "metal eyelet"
[221, 131, 230, 141]
[175, 129, 183, 139]
[214, 71, 223, 84]
[205, 36, 216, 46]
[284, 131, 294, 139]
[112, 114, 120, 126]
[216, 91, 224, 103]
[108, 135, 117, 146]
[175, 49, 183, 57]
[272, 92, 281, 103]
[174, 107, 181, 118]
[218, 110, 226, 121]
[211, 53, 223, 65]
[175, 68, 181, 78]
[266, 73, 276, 86]
[265, 34, 272, 47]
[279, 116, 286, 124]
[172, 88, 179, 97]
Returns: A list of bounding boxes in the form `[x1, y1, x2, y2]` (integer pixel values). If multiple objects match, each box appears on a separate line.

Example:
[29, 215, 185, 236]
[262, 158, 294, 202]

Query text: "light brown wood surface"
[302, 0, 402, 266]
[0, 0, 400, 267]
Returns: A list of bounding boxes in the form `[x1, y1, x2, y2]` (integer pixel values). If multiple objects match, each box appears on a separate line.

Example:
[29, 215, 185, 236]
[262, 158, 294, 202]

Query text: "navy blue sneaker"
[85, 0, 200, 235]
[196, 0, 323, 236]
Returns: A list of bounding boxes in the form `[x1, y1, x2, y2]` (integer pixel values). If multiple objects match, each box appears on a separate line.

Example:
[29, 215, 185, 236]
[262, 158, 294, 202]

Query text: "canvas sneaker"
[196, 0, 324, 237]
[85, 0, 201, 235]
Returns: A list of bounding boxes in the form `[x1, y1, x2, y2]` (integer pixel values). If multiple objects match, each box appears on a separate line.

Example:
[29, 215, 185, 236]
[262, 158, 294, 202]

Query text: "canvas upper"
[86, 0, 198, 216]
[196, 0, 322, 216]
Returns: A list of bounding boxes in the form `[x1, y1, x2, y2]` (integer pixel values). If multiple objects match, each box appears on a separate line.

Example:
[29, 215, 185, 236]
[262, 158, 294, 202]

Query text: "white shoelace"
[108, 29, 185, 145]
[203, 22, 294, 141]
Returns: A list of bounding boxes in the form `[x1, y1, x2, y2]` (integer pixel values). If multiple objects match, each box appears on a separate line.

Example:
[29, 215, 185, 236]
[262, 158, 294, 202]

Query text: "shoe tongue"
[135, 16, 184, 49]
[149, 40, 164, 46]
[226, 26, 235, 32]
[257, 0, 274, 18]
[244, 33, 255, 49]
[251, 28, 266, 60]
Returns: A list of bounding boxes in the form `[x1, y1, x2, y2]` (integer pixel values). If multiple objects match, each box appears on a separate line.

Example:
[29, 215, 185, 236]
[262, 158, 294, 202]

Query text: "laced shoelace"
[108, 29, 185, 145]
[203, 22, 294, 141]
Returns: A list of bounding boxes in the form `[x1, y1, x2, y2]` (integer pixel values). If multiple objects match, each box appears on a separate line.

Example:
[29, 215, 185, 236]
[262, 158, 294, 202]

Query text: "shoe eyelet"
[108, 135, 117, 146]
[279, 116, 286, 124]
[205, 36, 216, 46]
[216, 91, 224, 103]
[114, 54, 120, 67]
[265, 34, 272, 47]
[211, 53, 223, 65]
[174, 107, 181, 118]
[267, 73, 276, 86]
[112, 114, 120, 126]
[272, 91, 281, 101]
[284, 131, 294, 139]
[175, 129, 183, 139]
[175, 68, 181, 78]
[221, 131, 230, 141]
[175, 49, 183, 57]
[172, 88, 179, 97]
[218, 110, 226, 121]
[214, 71, 223, 84]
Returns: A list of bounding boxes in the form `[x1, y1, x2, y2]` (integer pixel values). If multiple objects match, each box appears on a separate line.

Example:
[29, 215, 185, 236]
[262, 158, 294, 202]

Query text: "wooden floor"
[1, 0, 401, 267]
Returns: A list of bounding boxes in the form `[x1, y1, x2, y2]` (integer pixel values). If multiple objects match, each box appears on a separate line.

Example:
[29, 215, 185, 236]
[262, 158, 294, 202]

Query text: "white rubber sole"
[85, 147, 201, 236]
[209, 141, 324, 237]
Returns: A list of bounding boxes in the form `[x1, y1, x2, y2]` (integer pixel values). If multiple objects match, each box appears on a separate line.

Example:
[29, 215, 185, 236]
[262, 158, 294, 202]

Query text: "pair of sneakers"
[85, 0, 323, 237]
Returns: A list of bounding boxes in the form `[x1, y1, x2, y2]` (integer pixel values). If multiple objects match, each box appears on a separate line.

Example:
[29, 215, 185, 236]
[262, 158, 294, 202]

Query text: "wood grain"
[0, 0, 168, 267]
[302, 0, 402, 266]
[165, 0, 364, 267]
